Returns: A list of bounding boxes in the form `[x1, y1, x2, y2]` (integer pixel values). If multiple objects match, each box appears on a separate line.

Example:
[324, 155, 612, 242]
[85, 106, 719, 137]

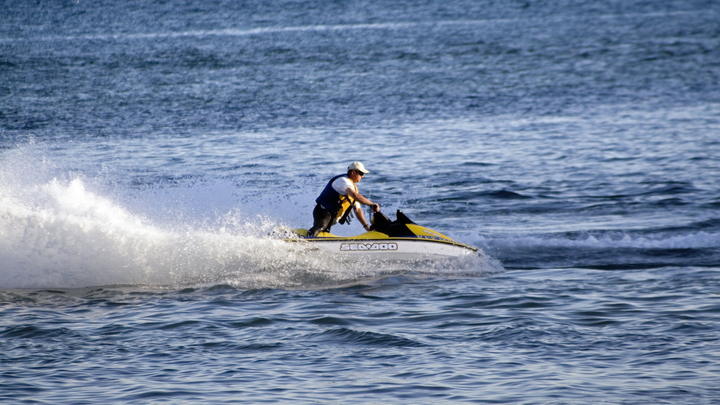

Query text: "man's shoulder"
[331, 175, 353, 193]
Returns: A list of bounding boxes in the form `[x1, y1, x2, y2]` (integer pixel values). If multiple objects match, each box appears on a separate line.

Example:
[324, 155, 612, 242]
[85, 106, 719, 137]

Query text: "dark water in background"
[2, 0, 720, 403]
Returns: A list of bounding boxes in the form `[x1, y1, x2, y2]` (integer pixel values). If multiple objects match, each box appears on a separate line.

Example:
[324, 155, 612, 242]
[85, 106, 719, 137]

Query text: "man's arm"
[353, 204, 371, 231]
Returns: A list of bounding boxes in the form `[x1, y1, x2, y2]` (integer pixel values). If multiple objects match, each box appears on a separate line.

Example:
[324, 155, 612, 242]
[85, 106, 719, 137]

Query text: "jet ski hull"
[291, 237, 477, 260]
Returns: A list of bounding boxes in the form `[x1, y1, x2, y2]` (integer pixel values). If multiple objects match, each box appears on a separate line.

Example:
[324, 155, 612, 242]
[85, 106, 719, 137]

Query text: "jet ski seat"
[370, 210, 417, 237]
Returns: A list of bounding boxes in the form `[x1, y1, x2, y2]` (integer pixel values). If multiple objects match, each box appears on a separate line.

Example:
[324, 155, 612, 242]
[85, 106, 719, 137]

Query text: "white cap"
[348, 161, 369, 174]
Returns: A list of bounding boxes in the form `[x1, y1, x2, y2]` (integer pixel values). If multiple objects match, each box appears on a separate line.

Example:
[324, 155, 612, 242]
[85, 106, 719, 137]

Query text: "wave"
[2, 10, 709, 43]
[312, 327, 425, 348]
[0, 21, 431, 43]
[470, 228, 720, 271]
[474, 230, 720, 251]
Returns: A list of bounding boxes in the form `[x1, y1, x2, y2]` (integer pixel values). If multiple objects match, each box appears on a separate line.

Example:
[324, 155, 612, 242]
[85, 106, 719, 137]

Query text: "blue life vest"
[316, 174, 357, 222]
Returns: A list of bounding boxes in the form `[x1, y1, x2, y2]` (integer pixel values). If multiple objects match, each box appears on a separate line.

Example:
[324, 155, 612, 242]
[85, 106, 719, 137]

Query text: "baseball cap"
[348, 161, 369, 174]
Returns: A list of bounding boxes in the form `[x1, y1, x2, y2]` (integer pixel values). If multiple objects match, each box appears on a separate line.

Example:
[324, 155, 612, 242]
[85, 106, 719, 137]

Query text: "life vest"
[316, 174, 357, 223]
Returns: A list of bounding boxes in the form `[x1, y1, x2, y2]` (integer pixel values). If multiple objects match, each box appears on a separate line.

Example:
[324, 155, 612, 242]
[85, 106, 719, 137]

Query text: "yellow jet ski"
[286, 210, 478, 260]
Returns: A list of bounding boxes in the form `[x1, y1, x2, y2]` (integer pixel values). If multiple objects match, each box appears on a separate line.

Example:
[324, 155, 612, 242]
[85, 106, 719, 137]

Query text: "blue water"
[2, 0, 720, 403]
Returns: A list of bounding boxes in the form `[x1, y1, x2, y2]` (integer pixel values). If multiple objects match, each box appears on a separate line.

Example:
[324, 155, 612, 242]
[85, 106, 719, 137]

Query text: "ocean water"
[2, 0, 720, 403]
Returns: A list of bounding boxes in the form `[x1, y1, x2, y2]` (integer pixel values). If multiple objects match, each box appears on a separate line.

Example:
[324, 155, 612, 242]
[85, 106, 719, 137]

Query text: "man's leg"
[307, 204, 333, 237]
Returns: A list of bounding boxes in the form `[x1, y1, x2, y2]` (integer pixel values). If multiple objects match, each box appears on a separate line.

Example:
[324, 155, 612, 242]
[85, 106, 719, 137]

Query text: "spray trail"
[0, 146, 495, 289]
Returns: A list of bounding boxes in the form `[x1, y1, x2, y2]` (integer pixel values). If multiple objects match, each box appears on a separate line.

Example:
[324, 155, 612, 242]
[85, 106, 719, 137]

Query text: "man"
[307, 161, 380, 237]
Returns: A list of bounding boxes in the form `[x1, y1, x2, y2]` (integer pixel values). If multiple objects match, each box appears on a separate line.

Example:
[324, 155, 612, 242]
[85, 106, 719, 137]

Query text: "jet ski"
[285, 210, 478, 260]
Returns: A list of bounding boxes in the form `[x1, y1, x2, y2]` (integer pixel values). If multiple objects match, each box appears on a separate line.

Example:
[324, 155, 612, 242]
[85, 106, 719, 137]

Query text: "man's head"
[347, 161, 369, 182]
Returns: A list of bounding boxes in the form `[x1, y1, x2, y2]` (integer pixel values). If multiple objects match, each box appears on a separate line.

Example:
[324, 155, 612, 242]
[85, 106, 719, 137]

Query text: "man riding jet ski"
[307, 161, 380, 237]
[295, 162, 476, 259]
